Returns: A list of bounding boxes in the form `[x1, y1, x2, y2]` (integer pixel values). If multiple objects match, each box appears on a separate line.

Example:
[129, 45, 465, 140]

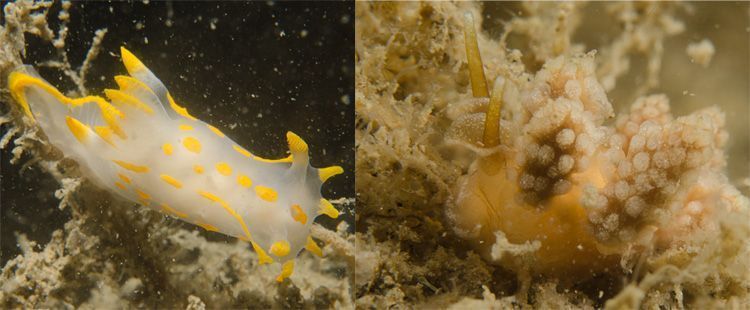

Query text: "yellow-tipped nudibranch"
[8, 47, 343, 282]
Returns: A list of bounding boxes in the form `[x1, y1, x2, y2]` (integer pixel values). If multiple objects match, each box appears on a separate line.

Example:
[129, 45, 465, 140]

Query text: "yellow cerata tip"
[319, 199, 339, 219]
[286, 131, 308, 154]
[276, 260, 295, 283]
[319, 166, 344, 183]
[120, 46, 146, 74]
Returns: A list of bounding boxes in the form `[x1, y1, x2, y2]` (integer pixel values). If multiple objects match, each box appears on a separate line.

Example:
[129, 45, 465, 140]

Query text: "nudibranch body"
[8, 47, 343, 282]
[447, 14, 745, 278]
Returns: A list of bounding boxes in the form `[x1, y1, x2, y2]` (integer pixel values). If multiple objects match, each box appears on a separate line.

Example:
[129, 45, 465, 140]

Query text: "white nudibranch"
[8, 47, 343, 282]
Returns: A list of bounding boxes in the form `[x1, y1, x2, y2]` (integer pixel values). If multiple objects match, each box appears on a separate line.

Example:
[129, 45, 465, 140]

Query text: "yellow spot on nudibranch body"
[270, 240, 291, 257]
[183, 137, 202, 153]
[193, 165, 204, 174]
[216, 162, 232, 176]
[178, 124, 193, 131]
[115, 182, 127, 190]
[290, 204, 307, 224]
[255, 186, 278, 202]
[306, 236, 323, 257]
[118, 173, 131, 184]
[237, 174, 253, 188]
[163, 143, 174, 155]
[207, 124, 225, 138]
[319, 166, 344, 183]
[65, 116, 90, 143]
[276, 261, 294, 282]
[113, 160, 149, 173]
[232, 145, 253, 158]
[319, 199, 339, 219]
[160, 174, 183, 189]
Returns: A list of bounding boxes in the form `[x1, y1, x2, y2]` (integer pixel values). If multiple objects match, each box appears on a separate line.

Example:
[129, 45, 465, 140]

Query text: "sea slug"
[7, 47, 343, 282]
[447, 13, 746, 278]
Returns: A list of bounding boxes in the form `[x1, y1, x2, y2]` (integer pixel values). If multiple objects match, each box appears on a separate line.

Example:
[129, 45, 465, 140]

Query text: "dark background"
[0, 1, 354, 265]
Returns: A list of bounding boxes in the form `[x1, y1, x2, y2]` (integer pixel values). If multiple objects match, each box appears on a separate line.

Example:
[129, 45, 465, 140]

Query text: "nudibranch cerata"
[447, 13, 742, 278]
[8, 47, 343, 282]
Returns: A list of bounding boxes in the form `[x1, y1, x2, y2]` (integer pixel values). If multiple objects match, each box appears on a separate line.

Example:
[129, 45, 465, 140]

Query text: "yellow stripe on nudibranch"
[276, 261, 294, 282]
[162, 143, 174, 155]
[178, 124, 193, 131]
[118, 173, 131, 184]
[136, 189, 151, 200]
[113, 160, 149, 173]
[215, 162, 232, 176]
[233, 144, 294, 163]
[197, 190, 251, 239]
[237, 174, 253, 188]
[9, 72, 126, 141]
[115, 182, 127, 191]
[207, 124, 225, 138]
[94, 126, 116, 147]
[197, 222, 219, 232]
[255, 185, 278, 202]
[254, 154, 294, 164]
[306, 236, 323, 257]
[9, 72, 123, 126]
[120, 46, 146, 74]
[160, 174, 183, 189]
[290, 204, 307, 224]
[270, 240, 291, 257]
[251, 241, 273, 265]
[7, 71, 37, 121]
[167, 93, 198, 121]
[182, 137, 202, 154]
[104, 88, 154, 115]
[161, 203, 188, 219]
[319, 199, 339, 219]
[65, 116, 90, 143]
[319, 166, 344, 183]
[232, 145, 253, 158]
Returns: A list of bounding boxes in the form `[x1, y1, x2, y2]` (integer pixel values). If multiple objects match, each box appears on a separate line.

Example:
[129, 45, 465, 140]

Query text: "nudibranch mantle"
[8, 47, 343, 282]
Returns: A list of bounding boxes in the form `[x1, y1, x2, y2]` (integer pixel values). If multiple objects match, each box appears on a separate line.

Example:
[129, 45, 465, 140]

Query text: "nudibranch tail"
[8, 45, 345, 284]
[463, 12, 489, 98]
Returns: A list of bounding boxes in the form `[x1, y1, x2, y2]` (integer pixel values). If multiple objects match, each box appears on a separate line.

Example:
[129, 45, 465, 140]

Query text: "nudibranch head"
[446, 14, 743, 278]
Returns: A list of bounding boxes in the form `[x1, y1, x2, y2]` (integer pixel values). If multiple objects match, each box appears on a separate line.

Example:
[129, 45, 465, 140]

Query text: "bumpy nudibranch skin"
[8, 47, 343, 282]
[448, 17, 746, 278]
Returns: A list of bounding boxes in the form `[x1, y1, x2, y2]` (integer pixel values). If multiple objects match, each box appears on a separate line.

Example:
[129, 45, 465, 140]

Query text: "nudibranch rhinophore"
[8, 47, 343, 282]
[447, 13, 746, 278]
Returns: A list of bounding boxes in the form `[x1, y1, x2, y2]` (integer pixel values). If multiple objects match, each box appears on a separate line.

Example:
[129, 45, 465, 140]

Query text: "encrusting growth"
[447, 13, 747, 278]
